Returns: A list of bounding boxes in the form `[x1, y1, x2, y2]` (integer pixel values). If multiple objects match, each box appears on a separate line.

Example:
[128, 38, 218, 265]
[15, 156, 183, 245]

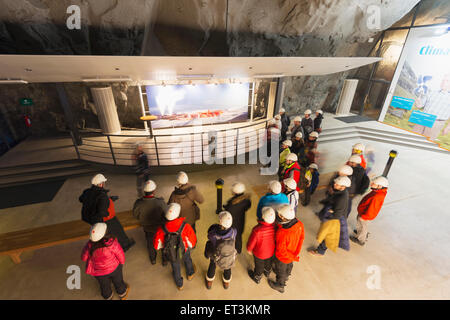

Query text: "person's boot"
[268, 279, 285, 293]
[350, 235, 365, 246]
[248, 270, 262, 284]
[187, 264, 196, 281]
[222, 275, 231, 289]
[205, 275, 214, 290]
[119, 283, 130, 300]
[263, 269, 271, 277]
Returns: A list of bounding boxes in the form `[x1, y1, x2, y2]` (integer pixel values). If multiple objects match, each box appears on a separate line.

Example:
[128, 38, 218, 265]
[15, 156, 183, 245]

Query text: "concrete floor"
[0, 115, 449, 300]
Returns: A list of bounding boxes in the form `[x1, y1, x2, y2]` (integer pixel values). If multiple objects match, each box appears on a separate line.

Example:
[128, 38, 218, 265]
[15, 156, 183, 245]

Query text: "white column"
[90, 86, 121, 134]
[335, 79, 359, 115]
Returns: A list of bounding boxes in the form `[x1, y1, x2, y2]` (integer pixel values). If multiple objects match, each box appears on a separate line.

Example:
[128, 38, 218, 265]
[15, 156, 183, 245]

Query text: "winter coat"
[81, 237, 125, 277]
[348, 165, 366, 195]
[153, 217, 197, 252]
[313, 114, 323, 131]
[338, 216, 350, 251]
[309, 170, 320, 194]
[281, 113, 291, 135]
[285, 190, 299, 213]
[206, 224, 237, 249]
[317, 219, 340, 252]
[357, 188, 387, 221]
[301, 117, 314, 135]
[79, 186, 110, 225]
[132, 195, 167, 233]
[275, 218, 305, 264]
[290, 124, 304, 140]
[320, 188, 349, 219]
[256, 192, 289, 220]
[281, 161, 301, 191]
[205, 224, 237, 270]
[168, 183, 204, 227]
[135, 152, 149, 175]
[223, 193, 251, 236]
[247, 221, 276, 259]
[291, 139, 305, 156]
[318, 206, 349, 251]
[359, 154, 367, 170]
[279, 147, 291, 167]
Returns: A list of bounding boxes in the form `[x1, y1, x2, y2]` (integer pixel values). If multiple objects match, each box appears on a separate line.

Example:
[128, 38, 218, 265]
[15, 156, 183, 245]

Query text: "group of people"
[77, 110, 389, 299]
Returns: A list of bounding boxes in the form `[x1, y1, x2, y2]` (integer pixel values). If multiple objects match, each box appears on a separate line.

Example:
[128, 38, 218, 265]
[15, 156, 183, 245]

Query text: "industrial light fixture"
[177, 74, 214, 80]
[253, 73, 284, 78]
[0, 79, 28, 84]
[81, 76, 133, 82]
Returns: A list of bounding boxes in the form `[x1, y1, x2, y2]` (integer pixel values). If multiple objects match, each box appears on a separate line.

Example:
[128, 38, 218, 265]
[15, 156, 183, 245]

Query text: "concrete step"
[0, 161, 92, 178]
[358, 134, 448, 154]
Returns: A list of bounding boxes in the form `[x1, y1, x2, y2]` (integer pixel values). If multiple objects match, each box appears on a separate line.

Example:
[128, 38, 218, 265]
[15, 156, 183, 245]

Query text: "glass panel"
[350, 79, 370, 114]
[352, 38, 381, 79]
[391, 8, 415, 28]
[373, 30, 409, 82]
[363, 82, 390, 120]
[414, 0, 450, 26]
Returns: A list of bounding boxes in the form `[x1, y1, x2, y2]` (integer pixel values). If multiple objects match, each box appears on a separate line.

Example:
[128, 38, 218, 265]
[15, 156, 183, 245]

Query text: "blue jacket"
[309, 171, 320, 194]
[256, 193, 289, 220]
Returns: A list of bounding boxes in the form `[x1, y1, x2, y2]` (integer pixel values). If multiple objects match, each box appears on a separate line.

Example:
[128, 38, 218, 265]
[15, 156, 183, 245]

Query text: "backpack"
[162, 222, 186, 263]
[214, 236, 237, 270]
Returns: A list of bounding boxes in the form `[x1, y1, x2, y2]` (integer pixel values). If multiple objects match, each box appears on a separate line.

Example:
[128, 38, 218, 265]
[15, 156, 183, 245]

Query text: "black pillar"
[215, 178, 224, 214]
[55, 84, 82, 146]
[382, 150, 398, 177]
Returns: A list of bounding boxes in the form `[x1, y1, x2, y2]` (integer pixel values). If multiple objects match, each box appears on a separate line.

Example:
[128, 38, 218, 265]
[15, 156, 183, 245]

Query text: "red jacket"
[360, 154, 367, 169]
[282, 162, 301, 191]
[357, 188, 387, 220]
[275, 219, 305, 264]
[153, 217, 197, 252]
[247, 221, 276, 260]
[81, 238, 125, 276]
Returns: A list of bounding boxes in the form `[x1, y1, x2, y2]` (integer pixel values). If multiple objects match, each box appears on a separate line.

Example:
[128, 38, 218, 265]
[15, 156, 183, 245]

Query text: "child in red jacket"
[247, 207, 276, 284]
[81, 223, 129, 300]
[350, 176, 388, 246]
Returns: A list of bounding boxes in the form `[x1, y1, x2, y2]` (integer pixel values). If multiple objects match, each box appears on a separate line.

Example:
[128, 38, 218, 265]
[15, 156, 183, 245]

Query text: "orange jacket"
[275, 219, 305, 264]
[360, 154, 367, 170]
[357, 188, 387, 220]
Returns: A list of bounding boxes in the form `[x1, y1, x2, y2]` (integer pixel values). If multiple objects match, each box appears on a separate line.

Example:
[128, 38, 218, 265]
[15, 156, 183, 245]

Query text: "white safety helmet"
[348, 155, 362, 164]
[372, 176, 389, 188]
[90, 223, 107, 242]
[338, 165, 353, 176]
[166, 203, 181, 221]
[277, 203, 295, 220]
[334, 176, 351, 188]
[304, 109, 312, 115]
[308, 163, 319, 170]
[269, 180, 282, 194]
[279, 108, 286, 113]
[231, 182, 245, 195]
[268, 119, 276, 126]
[262, 207, 276, 224]
[282, 140, 292, 147]
[177, 171, 189, 185]
[309, 131, 319, 138]
[283, 178, 297, 191]
[91, 174, 107, 186]
[316, 110, 323, 114]
[144, 180, 157, 193]
[286, 153, 298, 162]
[295, 132, 303, 139]
[352, 143, 365, 152]
[293, 116, 302, 122]
[275, 114, 281, 120]
[219, 211, 233, 229]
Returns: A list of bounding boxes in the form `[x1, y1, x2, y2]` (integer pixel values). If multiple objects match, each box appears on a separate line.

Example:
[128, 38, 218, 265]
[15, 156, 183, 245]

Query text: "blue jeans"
[317, 240, 327, 255]
[171, 249, 194, 287]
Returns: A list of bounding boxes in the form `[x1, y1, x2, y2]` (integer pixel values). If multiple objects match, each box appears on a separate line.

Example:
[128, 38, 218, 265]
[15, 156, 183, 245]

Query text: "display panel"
[145, 83, 250, 128]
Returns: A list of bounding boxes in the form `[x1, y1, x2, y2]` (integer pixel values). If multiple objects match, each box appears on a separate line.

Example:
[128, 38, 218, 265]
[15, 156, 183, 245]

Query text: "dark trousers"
[253, 255, 273, 277]
[207, 259, 231, 281]
[136, 173, 150, 198]
[347, 195, 354, 218]
[235, 231, 243, 254]
[301, 186, 311, 206]
[171, 249, 194, 288]
[317, 240, 327, 255]
[273, 257, 293, 287]
[144, 230, 165, 263]
[105, 217, 133, 252]
[94, 264, 126, 299]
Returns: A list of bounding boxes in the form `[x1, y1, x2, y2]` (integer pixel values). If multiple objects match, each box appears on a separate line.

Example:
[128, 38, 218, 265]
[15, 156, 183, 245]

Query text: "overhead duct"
[90, 86, 121, 135]
[335, 79, 359, 115]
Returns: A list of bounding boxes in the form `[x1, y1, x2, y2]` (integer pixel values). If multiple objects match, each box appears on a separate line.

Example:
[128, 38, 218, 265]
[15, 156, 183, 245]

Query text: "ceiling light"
[81, 76, 132, 82]
[0, 79, 28, 84]
[253, 73, 284, 78]
[177, 74, 214, 80]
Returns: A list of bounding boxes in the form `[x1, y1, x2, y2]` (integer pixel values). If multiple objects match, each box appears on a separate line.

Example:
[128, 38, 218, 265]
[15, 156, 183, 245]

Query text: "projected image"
[145, 83, 250, 128]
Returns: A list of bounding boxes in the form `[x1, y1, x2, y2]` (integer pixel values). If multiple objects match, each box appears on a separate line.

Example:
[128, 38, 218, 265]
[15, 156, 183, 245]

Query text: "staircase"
[0, 160, 98, 188]
[319, 125, 448, 154]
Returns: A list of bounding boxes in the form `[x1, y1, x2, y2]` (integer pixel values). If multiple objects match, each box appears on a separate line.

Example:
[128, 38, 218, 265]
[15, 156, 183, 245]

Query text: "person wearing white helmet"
[268, 204, 305, 293]
[279, 140, 292, 169]
[256, 181, 289, 220]
[279, 107, 290, 141]
[274, 114, 282, 130]
[223, 182, 252, 254]
[327, 165, 353, 195]
[168, 171, 204, 233]
[309, 175, 351, 257]
[266, 118, 281, 159]
[314, 110, 324, 133]
[289, 116, 304, 141]
[247, 207, 276, 284]
[304, 131, 319, 166]
[79, 174, 135, 252]
[132, 180, 168, 265]
[346, 155, 370, 218]
[350, 176, 389, 246]
[153, 203, 197, 290]
[283, 178, 299, 213]
[351, 143, 367, 170]
[204, 211, 237, 289]
[301, 109, 315, 140]
[134, 143, 150, 198]
[300, 163, 321, 206]
[279, 153, 301, 192]
[81, 223, 130, 300]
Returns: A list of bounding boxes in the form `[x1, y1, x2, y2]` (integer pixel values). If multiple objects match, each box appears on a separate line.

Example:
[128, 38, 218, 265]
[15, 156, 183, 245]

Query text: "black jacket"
[291, 139, 305, 156]
[291, 125, 304, 139]
[314, 114, 323, 130]
[79, 186, 110, 225]
[223, 193, 251, 235]
[320, 188, 349, 219]
[301, 117, 314, 134]
[135, 152, 149, 175]
[132, 196, 167, 233]
[281, 113, 291, 134]
[349, 165, 366, 195]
